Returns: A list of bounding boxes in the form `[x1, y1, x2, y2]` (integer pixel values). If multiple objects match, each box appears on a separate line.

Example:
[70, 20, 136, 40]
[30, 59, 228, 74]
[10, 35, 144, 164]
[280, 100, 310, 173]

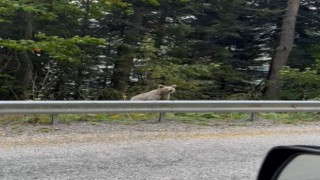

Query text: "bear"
[130, 85, 176, 100]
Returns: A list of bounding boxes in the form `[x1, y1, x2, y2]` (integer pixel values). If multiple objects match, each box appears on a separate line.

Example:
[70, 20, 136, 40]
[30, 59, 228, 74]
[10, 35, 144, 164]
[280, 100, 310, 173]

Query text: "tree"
[0, 0, 105, 100]
[1, 0, 319, 101]
[110, 5, 145, 95]
[265, 0, 301, 99]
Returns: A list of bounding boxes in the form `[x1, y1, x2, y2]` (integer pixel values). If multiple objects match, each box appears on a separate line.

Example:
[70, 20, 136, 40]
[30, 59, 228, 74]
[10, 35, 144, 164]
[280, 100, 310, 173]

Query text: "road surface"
[1, 125, 320, 180]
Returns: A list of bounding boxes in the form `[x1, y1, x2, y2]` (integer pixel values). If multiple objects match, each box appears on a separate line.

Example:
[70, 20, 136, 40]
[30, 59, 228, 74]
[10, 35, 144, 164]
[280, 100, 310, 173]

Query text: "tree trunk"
[264, 0, 300, 100]
[15, 11, 34, 99]
[111, 7, 144, 94]
[74, 0, 90, 100]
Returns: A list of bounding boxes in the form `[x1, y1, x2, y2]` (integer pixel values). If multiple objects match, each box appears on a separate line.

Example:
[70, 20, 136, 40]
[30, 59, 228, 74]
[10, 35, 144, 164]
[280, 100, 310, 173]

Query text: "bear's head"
[158, 85, 176, 94]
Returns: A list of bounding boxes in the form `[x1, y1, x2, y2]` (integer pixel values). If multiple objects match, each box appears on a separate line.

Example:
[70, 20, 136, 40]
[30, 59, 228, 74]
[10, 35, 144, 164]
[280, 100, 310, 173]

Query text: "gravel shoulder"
[2, 120, 320, 180]
[1, 120, 320, 148]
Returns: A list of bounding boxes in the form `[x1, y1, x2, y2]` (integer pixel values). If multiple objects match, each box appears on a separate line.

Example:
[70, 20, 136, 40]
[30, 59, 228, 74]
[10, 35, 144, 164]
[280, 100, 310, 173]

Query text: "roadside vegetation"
[1, 112, 320, 127]
[1, 0, 320, 101]
[1, 1, 320, 131]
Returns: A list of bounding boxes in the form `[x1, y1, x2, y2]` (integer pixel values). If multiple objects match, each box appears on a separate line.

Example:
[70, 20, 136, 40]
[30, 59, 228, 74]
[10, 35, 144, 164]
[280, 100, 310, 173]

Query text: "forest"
[0, 0, 320, 101]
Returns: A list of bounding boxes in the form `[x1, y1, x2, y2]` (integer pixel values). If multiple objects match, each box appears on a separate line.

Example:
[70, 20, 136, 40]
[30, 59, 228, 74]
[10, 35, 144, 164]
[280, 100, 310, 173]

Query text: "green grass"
[1, 112, 320, 126]
[259, 112, 320, 124]
[0, 114, 52, 125]
[36, 127, 56, 133]
[9, 125, 24, 132]
[166, 112, 249, 125]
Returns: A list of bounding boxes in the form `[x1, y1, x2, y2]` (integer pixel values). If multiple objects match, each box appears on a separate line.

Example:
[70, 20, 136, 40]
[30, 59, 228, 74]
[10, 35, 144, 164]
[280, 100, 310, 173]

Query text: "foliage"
[0, 0, 319, 100]
[0, 34, 105, 62]
[0, 74, 15, 95]
[279, 58, 320, 100]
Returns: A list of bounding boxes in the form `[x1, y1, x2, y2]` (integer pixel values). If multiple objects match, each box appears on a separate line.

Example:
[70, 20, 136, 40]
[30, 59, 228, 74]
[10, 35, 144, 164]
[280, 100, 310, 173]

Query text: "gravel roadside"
[1, 120, 320, 179]
[1, 120, 320, 148]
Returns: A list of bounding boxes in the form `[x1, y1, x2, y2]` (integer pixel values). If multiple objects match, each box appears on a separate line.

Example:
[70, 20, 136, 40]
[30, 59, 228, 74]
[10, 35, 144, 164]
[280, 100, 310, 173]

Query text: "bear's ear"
[158, 85, 164, 88]
[172, 85, 177, 88]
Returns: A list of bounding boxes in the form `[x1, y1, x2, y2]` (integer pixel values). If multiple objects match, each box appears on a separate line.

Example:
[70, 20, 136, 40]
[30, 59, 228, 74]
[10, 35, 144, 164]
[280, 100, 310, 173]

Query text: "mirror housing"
[257, 145, 320, 180]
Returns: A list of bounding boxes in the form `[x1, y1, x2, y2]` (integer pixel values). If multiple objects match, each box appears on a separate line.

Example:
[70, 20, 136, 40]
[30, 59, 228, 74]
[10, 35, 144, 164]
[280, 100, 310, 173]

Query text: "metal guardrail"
[1, 100, 320, 114]
[1, 100, 320, 123]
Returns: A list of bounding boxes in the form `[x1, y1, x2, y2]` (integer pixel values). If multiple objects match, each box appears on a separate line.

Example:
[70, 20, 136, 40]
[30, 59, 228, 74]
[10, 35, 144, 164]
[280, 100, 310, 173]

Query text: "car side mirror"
[257, 145, 320, 180]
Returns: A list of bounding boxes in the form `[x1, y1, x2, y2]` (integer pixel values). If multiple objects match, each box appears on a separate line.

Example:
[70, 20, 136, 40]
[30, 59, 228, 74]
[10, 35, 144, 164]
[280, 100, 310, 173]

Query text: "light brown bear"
[130, 85, 176, 100]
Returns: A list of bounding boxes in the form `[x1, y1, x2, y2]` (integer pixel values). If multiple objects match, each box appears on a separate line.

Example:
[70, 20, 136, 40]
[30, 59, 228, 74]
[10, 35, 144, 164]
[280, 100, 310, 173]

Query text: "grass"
[9, 125, 24, 132]
[36, 127, 57, 133]
[0, 114, 51, 125]
[1, 112, 320, 126]
[259, 112, 320, 124]
[165, 113, 248, 126]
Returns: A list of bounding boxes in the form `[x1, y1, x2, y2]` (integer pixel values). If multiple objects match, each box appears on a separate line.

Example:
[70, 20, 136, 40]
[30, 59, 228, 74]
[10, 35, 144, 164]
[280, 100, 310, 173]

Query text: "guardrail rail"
[1, 100, 320, 124]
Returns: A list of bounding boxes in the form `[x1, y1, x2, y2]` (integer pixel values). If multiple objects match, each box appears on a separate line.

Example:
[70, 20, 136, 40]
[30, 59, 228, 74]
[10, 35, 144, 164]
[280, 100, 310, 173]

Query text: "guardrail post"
[249, 112, 258, 121]
[158, 112, 166, 122]
[51, 114, 59, 125]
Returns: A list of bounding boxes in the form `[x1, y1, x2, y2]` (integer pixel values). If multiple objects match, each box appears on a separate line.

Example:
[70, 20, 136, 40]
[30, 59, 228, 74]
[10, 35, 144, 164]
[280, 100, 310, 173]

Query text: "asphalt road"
[1, 132, 320, 180]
